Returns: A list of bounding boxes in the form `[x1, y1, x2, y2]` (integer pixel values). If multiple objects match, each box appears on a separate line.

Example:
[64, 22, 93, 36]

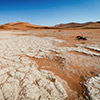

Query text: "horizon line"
[0, 20, 100, 26]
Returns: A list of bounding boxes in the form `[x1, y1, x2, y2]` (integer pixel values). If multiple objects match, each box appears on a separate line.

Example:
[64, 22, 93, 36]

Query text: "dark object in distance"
[76, 36, 87, 40]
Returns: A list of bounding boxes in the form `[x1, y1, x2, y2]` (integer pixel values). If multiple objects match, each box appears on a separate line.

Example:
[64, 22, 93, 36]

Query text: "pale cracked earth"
[0, 31, 68, 100]
[85, 74, 100, 100]
[0, 30, 100, 100]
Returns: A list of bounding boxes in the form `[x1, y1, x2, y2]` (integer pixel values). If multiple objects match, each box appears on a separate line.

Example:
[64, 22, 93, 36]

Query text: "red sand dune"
[0, 21, 45, 30]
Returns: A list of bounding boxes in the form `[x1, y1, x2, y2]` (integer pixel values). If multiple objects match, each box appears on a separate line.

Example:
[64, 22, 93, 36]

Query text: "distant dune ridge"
[54, 21, 100, 29]
[0, 21, 100, 30]
[55, 22, 93, 28]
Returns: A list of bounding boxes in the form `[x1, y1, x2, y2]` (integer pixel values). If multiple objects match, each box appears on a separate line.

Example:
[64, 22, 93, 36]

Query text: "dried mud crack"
[0, 30, 100, 100]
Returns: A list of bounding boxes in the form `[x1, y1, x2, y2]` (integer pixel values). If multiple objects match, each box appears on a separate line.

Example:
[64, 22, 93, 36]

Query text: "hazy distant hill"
[54, 21, 100, 29]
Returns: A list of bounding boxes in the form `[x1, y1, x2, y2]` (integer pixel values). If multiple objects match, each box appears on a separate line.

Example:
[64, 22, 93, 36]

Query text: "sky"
[0, 0, 100, 26]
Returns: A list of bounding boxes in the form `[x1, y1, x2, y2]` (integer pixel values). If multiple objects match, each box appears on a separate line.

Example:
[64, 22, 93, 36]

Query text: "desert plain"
[0, 22, 100, 100]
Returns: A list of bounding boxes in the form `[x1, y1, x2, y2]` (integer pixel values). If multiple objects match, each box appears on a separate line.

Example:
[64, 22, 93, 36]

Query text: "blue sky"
[0, 0, 100, 26]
